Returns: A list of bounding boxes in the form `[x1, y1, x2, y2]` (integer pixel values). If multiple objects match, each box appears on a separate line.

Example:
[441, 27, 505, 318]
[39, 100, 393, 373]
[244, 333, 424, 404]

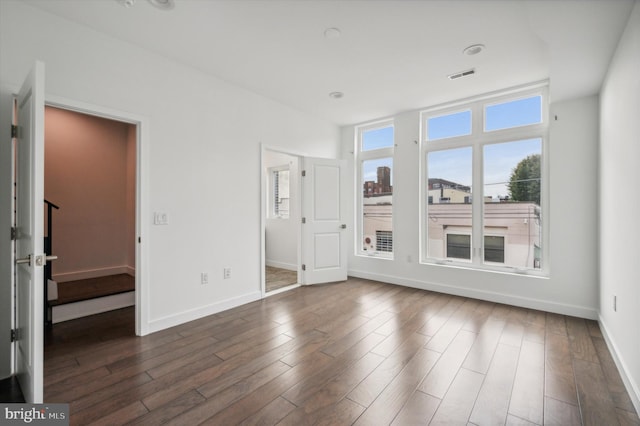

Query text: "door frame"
[260, 144, 304, 296]
[43, 94, 149, 336]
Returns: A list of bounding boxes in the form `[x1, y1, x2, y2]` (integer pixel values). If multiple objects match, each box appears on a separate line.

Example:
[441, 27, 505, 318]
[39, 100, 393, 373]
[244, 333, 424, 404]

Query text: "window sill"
[356, 252, 394, 261]
[421, 259, 549, 279]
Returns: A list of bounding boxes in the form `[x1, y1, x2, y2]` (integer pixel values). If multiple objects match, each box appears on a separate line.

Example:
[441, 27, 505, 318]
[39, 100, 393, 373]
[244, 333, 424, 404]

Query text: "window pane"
[484, 139, 542, 268]
[426, 147, 472, 260]
[427, 110, 471, 141]
[376, 230, 393, 252]
[485, 96, 542, 131]
[484, 235, 505, 263]
[362, 126, 394, 151]
[447, 234, 470, 260]
[273, 169, 290, 218]
[362, 158, 393, 254]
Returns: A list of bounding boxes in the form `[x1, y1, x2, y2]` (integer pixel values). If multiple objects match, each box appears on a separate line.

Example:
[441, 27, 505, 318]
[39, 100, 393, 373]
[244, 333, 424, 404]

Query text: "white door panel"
[14, 61, 45, 403]
[302, 157, 347, 284]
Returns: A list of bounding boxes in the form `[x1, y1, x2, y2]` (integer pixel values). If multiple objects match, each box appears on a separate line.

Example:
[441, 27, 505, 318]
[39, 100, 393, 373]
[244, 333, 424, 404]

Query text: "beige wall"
[45, 107, 135, 282]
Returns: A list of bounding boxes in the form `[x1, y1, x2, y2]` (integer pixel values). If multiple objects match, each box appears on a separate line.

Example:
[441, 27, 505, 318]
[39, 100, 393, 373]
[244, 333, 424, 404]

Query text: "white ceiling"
[24, 0, 635, 126]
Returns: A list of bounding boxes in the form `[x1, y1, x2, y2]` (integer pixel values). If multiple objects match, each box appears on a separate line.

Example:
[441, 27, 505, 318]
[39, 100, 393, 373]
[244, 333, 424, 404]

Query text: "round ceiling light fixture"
[463, 44, 485, 56]
[329, 91, 344, 99]
[147, 0, 175, 10]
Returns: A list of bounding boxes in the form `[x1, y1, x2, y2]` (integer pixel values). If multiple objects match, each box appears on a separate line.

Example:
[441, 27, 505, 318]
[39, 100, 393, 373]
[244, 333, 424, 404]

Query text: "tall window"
[270, 167, 290, 219]
[421, 85, 547, 273]
[357, 121, 394, 258]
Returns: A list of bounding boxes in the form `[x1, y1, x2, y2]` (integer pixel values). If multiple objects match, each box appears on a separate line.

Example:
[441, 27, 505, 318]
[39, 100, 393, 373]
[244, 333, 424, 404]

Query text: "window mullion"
[472, 103, 484, 265]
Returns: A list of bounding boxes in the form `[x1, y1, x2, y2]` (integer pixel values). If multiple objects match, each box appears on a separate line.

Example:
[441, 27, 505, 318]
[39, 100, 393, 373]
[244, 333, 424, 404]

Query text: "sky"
[361, 95, 542, 199]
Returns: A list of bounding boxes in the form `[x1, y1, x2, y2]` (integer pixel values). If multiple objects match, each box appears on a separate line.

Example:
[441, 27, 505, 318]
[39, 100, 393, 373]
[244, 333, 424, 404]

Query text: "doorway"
[44, 106, 137, 324]
[263, 148, 301, 295]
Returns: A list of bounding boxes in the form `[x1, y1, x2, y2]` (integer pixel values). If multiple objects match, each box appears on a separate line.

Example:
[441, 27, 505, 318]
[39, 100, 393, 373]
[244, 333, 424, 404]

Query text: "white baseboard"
[265, 260, 297, 271]
[146, 291, 263, 334]
[53, 265, 134, 282]
[598, 316, 640, 415]
[348, 269, 598, 320]
[52, 291, 135, 323]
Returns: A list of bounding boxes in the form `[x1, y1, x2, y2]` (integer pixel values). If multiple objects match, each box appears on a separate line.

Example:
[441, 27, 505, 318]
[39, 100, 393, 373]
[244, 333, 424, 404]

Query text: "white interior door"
[14, 61, 45, 403]
[301, 157, 347, 284]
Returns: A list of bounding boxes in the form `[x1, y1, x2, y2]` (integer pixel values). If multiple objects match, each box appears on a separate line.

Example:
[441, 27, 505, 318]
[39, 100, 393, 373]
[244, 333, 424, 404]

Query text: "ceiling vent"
[448, 68, 476, 80]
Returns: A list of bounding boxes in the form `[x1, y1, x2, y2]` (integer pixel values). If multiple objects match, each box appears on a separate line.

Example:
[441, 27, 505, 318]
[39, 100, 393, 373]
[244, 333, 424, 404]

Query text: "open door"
[301, 157, 347, 284]
[13, 61, 46, 403]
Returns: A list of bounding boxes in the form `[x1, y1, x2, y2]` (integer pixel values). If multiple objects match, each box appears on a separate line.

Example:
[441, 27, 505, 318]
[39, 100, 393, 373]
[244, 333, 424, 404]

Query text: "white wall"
[599, 0, 640, 412]
[264, 150, 299, 271]
[0, 1, 339, 378]
[342, 94, 600, 319]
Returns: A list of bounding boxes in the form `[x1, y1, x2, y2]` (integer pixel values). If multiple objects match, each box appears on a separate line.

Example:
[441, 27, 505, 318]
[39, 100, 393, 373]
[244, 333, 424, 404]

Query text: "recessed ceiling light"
[148, 0, 175, 10]
[324, 28, 341, 39]
[329, 91, 344, 99]
[463, 44, 485, 56]
[116, 0, 136, 7]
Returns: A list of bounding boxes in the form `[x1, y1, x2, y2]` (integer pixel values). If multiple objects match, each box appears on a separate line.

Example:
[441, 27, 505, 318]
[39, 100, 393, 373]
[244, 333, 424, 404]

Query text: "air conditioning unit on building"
[363, 235, 375, 251]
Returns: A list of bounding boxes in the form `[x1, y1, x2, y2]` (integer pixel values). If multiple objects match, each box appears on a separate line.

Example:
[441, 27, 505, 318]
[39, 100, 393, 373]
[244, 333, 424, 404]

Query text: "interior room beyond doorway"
[44, 106, 136, 323]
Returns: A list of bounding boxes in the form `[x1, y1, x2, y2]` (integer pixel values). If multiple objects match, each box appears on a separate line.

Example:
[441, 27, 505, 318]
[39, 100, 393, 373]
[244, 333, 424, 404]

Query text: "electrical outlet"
[201, 272, 209, 285]
[223, 267, 231, 279]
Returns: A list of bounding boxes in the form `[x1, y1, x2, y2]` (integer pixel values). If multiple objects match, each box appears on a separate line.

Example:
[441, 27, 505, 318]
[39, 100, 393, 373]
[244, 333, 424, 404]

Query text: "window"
[422, 84, 547, 274]
[376, 231, 393, 252]
[270, 167, 290, 219]
[357, 121, 394, 257]
[427, 110, 472, 141]
[484, 235, 505, 263]
[447, 234, 471, 260]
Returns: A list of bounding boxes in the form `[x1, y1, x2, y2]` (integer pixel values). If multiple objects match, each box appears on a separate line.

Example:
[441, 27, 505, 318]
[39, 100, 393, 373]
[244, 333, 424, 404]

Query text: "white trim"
[52, 291, 134, 324]
[53, 265, 132, 283]
[260, 144, 304, 297]
[147, 291, 262, 334]
[43, 93, 149, 336]
[348, 268, 597, 320]
[265, 260, 297, 271]
[598, 316, 640, 415]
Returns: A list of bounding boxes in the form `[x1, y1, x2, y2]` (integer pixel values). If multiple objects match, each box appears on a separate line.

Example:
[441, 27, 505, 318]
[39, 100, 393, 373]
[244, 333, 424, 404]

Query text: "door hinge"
[302, 264, 306, 271]
[10, 227, 17, 241]
[11, 125, 18, 139]
[301, 217, 306, 224]
[301, 170, 306, 177]
[10, 329, 17, 342]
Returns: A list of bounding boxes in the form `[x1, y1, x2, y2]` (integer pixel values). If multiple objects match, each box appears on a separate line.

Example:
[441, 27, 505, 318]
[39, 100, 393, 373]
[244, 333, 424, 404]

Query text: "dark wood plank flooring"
[43, 278, 639, 425]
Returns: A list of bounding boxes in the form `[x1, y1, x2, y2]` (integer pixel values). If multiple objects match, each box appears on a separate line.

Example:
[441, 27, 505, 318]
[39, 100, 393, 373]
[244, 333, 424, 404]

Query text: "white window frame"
[268, 165, 290, 219]
[356, 119, 395, 259]
[419, 82, 549, 276]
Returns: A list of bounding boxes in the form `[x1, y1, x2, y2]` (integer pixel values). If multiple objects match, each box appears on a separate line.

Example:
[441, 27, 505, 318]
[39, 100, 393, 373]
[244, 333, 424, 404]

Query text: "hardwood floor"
[266, 266, 298, 293]
[43, 278, 639, 425]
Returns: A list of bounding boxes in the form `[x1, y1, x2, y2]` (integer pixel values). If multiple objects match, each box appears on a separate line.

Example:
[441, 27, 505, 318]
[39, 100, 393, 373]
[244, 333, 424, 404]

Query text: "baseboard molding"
[348, 269, 598, 320]
[146, 291, 263, 334]
[53, 265, 134, 283]
[52, 291, 135, 323]
[598, 316, 640, 415]
[265, 260, 297, 271]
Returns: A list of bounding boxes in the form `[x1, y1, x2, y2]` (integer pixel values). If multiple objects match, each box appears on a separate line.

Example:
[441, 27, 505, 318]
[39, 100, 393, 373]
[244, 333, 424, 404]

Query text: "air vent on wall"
[448, 68, 476, 80]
